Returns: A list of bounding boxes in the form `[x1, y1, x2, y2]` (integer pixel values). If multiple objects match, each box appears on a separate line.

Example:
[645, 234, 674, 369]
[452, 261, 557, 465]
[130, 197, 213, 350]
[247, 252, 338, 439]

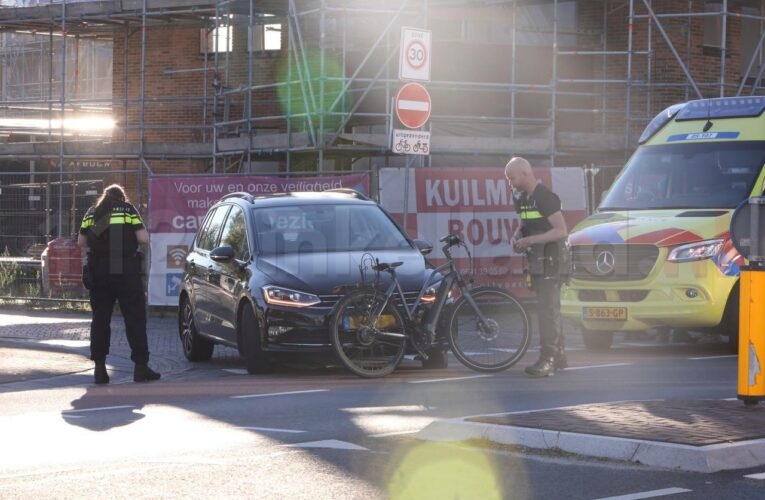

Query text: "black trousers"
[531, 274, 564, 358]
[89, 268, 149, 365]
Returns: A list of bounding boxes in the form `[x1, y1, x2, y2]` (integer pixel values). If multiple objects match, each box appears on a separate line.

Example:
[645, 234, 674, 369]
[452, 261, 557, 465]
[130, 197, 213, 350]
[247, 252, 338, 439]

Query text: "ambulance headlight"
[667, 239, 724, 263]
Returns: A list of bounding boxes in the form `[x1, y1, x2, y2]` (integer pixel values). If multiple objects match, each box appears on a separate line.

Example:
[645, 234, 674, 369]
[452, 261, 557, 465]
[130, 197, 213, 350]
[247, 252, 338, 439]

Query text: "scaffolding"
[0, 0, 763, 194]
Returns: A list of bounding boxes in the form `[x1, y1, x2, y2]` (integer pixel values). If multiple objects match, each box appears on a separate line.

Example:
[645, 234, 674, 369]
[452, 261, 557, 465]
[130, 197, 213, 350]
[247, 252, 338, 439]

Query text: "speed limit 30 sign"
[399, 28, 431, 82]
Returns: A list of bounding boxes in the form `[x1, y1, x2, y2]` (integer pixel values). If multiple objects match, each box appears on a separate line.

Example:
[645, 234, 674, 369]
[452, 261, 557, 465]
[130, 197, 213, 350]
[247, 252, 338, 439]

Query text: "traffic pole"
[738, 197, 765, 406]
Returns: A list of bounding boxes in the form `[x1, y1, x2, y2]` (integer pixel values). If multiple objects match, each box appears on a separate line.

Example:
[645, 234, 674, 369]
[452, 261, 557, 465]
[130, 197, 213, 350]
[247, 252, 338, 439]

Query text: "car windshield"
[252, 203, 411, 254]
[599, 141, 765, 210]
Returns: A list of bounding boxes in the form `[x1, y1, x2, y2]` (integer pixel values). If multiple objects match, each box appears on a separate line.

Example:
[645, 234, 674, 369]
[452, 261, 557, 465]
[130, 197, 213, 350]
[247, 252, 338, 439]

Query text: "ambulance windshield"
[600, 141, 764, 210]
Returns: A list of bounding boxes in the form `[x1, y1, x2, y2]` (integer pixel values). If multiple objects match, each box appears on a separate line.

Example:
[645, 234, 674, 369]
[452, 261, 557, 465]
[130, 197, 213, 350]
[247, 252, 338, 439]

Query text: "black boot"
[553, 351, 568, 371]
[524, 356, 556, 377]
[94, 361, 109, 385]
[134, 364, 161, 383]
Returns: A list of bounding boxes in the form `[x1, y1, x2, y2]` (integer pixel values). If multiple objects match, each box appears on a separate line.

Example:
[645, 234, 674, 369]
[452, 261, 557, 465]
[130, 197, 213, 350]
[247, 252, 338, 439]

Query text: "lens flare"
[388, 442, 503, 500]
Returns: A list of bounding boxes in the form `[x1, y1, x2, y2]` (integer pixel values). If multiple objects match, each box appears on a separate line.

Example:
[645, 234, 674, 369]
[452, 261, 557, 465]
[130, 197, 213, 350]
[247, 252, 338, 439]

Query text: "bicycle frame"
[369, 241, 495, 345]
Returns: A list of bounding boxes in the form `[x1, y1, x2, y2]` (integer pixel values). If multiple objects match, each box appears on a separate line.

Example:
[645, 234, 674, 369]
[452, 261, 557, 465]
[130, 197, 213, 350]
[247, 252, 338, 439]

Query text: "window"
[200, 25, 233, 54]
[219, 206, 250, 261]
[249, 23, 282, 52]
[600, 142, 763, 210]
[252, 204, 408, 253]
[430, 1, 576, 46]
[196, 205, 231, 250]
[704, 2, 723, 49]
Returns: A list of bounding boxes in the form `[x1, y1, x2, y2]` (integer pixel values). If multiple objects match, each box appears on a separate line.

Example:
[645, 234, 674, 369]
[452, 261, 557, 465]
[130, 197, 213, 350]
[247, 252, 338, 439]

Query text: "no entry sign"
[395, 82, 431, 129]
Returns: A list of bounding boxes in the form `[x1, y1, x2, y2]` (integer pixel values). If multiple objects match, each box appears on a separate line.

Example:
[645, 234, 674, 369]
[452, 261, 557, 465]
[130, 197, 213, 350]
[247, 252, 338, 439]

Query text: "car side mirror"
[210, 245, 236, 261]
[413, 239, 433, 256]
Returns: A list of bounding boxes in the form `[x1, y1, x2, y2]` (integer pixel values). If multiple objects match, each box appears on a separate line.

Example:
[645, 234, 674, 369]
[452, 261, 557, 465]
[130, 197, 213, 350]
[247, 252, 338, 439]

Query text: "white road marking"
[594, 487, 692, 500]
[688, 355, 737, 360]
[62, 405, 137, 414]
[222, 368, 248, 375]
[408, 375, 491, 384]
[744, 472, 765, 480]
[564, 363, 631, 371]
[285, 439, 368, 451]
[38, 339, 90, 348]
[342, 405, 431, 414]
[241, 426, 306, 434]
[369, 430, 420, 438]
[231, 389, 328, 399]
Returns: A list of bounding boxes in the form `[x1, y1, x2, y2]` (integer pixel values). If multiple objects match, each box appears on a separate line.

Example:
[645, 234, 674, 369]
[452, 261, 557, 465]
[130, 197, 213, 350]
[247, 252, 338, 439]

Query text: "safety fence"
[0, 164, 618, 302]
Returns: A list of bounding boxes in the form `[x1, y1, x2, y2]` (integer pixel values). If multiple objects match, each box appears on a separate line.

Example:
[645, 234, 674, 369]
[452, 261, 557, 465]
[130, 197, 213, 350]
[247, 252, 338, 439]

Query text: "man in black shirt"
[506, 157, 569, 377]
[78, 184, 160, 384]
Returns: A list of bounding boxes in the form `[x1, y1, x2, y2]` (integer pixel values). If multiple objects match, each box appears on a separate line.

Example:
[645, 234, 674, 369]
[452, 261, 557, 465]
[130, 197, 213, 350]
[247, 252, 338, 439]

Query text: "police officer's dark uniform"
[79, 186, 160, 384]
[514, 182, 568, 376]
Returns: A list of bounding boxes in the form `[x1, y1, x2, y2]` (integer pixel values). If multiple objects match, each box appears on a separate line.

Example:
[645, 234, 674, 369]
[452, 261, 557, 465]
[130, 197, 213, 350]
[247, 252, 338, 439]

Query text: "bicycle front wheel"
[330, 288, 407, 378]
[448, 286, 531, 372]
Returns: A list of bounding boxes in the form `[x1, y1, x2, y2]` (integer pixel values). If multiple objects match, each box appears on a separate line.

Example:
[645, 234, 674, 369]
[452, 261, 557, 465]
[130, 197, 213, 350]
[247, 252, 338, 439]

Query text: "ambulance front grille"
[570, 244, 659, 281]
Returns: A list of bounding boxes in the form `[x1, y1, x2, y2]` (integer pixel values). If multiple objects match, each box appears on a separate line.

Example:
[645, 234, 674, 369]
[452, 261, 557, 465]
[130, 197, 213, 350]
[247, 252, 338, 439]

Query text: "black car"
[178, 189, 445, 373]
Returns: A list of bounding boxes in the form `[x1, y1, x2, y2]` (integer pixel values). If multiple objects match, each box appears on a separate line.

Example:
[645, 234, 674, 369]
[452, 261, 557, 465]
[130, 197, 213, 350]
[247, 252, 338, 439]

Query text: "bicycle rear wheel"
[448, 286, 530, 372]
[330, 288, 407, 378]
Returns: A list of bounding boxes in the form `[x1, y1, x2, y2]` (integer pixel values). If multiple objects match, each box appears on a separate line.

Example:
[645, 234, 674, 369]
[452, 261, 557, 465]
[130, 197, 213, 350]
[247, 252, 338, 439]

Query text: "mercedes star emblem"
[594, 250, 616, 275]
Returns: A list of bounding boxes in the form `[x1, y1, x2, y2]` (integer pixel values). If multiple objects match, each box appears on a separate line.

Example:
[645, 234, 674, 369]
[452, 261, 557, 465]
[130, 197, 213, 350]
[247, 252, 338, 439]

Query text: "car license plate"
[345, 314, 396, 329]
[582, 307, 627, 320]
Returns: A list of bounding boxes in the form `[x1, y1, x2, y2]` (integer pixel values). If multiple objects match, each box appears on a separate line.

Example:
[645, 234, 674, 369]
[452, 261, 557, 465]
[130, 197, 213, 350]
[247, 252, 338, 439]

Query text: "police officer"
[78, 184, 160, 384]
[506, 157, 569, 377]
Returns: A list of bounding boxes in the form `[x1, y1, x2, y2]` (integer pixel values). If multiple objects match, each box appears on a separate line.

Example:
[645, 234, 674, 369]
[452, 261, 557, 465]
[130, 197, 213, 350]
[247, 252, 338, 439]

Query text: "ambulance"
[561, 96, 765, 350]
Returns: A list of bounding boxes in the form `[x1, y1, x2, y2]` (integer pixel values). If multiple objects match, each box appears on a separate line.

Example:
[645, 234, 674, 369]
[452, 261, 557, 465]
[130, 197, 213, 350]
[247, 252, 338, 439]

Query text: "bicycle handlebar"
[439, 234, 461, 248]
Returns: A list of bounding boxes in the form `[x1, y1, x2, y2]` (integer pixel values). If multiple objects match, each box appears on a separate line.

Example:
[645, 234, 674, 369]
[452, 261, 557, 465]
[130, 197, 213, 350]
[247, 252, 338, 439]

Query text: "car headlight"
[262, 285, 321, 307]
[421, 285, 438, 304]
[667, 239, 724, 263]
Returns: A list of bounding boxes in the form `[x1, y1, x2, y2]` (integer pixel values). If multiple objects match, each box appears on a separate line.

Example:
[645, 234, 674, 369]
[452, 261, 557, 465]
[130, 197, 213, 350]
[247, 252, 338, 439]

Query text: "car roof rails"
[324, 188, 371, 201]
[220, 192, 255, 203]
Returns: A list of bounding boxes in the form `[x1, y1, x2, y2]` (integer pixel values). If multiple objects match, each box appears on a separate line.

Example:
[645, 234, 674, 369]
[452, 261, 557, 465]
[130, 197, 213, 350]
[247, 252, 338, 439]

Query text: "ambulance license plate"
[582, 307, 627, 320]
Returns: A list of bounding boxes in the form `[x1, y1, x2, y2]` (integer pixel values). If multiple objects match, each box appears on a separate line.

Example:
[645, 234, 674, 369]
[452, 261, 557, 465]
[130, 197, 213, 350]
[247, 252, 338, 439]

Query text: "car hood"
[255, 249, 430, 294]
[568, 209, 732, 247]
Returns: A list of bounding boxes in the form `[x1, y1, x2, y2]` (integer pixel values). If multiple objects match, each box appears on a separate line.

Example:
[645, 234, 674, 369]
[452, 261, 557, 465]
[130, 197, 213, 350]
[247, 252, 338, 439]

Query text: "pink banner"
[148, 173, 370, 233]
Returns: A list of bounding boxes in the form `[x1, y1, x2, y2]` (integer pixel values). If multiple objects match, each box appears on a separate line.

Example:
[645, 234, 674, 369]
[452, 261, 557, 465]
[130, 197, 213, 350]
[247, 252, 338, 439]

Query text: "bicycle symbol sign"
[392, 129, 430, 156]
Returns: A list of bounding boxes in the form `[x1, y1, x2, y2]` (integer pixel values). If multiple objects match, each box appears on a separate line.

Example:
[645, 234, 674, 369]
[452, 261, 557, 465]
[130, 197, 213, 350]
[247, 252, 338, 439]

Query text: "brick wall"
[109, 1, 760, 164]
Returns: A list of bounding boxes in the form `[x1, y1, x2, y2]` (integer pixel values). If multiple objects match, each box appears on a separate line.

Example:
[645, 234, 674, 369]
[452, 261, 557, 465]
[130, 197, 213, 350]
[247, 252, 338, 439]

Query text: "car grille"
[319, 290, 422, 310]
[571, 244, 659, 281]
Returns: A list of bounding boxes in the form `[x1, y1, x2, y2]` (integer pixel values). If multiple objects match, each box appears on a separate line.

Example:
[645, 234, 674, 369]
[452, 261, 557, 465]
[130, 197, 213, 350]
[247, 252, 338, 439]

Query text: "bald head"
[504, 156, 536, 194]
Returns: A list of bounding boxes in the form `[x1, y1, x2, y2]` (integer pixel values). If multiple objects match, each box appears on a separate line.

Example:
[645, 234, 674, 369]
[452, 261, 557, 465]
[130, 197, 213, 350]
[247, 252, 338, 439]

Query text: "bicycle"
[329, 234, 531, 377]
[394, 138, 411, 153]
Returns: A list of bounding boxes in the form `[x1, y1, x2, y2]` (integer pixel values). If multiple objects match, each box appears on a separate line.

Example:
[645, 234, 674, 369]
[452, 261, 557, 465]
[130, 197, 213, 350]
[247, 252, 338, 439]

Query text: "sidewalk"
[0, 308, 237, 390]
[3, 308, 764, 473]
[417, 398, 765, 473]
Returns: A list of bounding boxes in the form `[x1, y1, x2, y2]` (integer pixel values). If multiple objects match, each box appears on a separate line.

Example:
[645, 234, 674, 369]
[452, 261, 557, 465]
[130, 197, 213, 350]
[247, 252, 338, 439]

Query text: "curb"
[416, 413, 765, 473]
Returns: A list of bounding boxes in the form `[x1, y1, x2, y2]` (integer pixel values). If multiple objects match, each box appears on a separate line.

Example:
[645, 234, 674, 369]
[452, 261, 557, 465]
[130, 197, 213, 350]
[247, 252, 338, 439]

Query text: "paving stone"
[467, 400, 765, 446]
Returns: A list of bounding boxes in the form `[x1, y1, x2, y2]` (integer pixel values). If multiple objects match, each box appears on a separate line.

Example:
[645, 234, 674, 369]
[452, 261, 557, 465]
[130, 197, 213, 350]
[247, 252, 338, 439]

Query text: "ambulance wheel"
[582, 329, 613, 350]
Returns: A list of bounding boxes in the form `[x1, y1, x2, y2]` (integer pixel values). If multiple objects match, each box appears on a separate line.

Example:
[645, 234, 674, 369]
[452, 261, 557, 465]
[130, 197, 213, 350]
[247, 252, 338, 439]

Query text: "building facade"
[0, 0, 763, 250]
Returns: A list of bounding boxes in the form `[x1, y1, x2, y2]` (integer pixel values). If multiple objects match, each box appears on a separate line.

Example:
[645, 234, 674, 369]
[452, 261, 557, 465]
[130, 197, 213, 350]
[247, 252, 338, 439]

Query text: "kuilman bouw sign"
[379, 167, 587, 297]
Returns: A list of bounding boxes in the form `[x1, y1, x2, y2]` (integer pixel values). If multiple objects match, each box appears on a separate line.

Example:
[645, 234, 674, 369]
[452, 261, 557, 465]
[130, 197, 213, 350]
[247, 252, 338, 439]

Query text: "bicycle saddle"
[372, 261, 404, 272]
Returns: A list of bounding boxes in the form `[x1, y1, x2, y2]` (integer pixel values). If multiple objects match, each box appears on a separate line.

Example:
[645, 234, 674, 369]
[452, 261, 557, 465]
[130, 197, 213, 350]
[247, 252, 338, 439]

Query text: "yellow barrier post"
[737, 197, 765, 406]
[738, 268, 765, 406]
